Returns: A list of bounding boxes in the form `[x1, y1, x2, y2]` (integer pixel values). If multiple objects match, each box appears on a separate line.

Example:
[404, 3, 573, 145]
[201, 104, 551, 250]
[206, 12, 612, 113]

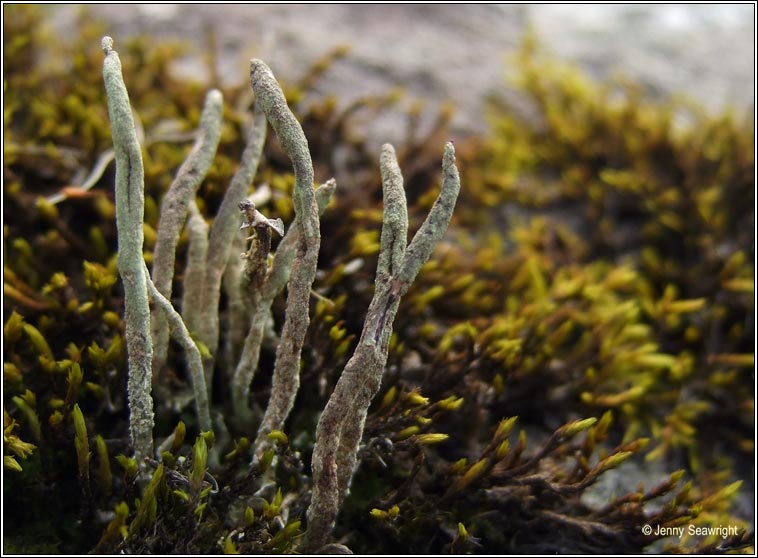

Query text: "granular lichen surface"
[2, 6, 754, 555]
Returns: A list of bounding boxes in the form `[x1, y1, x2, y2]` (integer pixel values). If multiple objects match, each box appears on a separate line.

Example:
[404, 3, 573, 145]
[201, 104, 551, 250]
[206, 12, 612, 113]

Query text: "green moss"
[2, 7, 753, 555]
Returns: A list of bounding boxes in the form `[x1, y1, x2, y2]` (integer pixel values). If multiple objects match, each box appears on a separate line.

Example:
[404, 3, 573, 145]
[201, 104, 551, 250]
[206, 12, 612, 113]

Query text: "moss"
[3, 7, 753, 554]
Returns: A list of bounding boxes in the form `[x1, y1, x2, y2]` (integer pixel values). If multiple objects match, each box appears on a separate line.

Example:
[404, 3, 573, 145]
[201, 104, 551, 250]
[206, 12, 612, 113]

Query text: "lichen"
[3, 7, 753, 555]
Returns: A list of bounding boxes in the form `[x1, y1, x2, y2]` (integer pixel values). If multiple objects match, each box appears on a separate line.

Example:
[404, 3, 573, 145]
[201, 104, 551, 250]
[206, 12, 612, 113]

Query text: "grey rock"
[48, 4, 753, 147]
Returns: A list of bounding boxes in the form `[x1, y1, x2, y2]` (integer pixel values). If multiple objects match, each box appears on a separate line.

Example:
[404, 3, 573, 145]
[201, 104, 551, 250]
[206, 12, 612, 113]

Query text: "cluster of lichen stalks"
[96, 34, 461, 553]
[3, 9, 754, 555]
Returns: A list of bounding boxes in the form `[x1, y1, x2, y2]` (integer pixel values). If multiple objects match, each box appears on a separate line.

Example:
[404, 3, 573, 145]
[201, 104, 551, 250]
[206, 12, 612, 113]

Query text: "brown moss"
[3, 8, 753, 554]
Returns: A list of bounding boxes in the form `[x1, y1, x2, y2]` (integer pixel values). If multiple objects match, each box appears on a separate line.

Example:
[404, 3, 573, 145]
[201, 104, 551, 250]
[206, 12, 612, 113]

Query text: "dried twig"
[231, 180, 336, 426]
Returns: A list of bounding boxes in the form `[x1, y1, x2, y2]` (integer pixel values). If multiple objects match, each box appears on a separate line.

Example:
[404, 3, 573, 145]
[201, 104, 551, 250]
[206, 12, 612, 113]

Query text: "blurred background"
[3, 5, 755, 553]
[47, 3, 755, 140]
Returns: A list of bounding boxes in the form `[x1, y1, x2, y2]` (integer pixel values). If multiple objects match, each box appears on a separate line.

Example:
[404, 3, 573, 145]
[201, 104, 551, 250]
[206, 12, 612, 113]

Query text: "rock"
[49, 4, 753, 143]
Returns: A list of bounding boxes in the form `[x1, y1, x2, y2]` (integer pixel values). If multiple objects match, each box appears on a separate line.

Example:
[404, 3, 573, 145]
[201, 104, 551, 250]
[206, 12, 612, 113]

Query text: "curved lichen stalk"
[184, 106, 268, 383]
[302, 142, 461, 552]
[101, 36, 154, 463]
[143, 262, 211, 433]
[246, 60, 323, 455]
[150, 88, 224, 380]
[231, 180, 336, 427]
[102, 36, 217, 458]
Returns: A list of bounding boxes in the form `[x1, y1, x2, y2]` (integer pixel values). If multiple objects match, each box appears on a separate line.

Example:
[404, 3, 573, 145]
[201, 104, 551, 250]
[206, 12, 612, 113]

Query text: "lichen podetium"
[2, 12, 752, 553]
[101, 36, 154, 464]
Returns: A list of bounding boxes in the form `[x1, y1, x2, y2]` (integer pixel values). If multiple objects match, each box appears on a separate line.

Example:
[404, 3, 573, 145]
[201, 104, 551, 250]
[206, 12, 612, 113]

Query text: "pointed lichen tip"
[444, 140, 456, 160]
[101, 36, 114, 54]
